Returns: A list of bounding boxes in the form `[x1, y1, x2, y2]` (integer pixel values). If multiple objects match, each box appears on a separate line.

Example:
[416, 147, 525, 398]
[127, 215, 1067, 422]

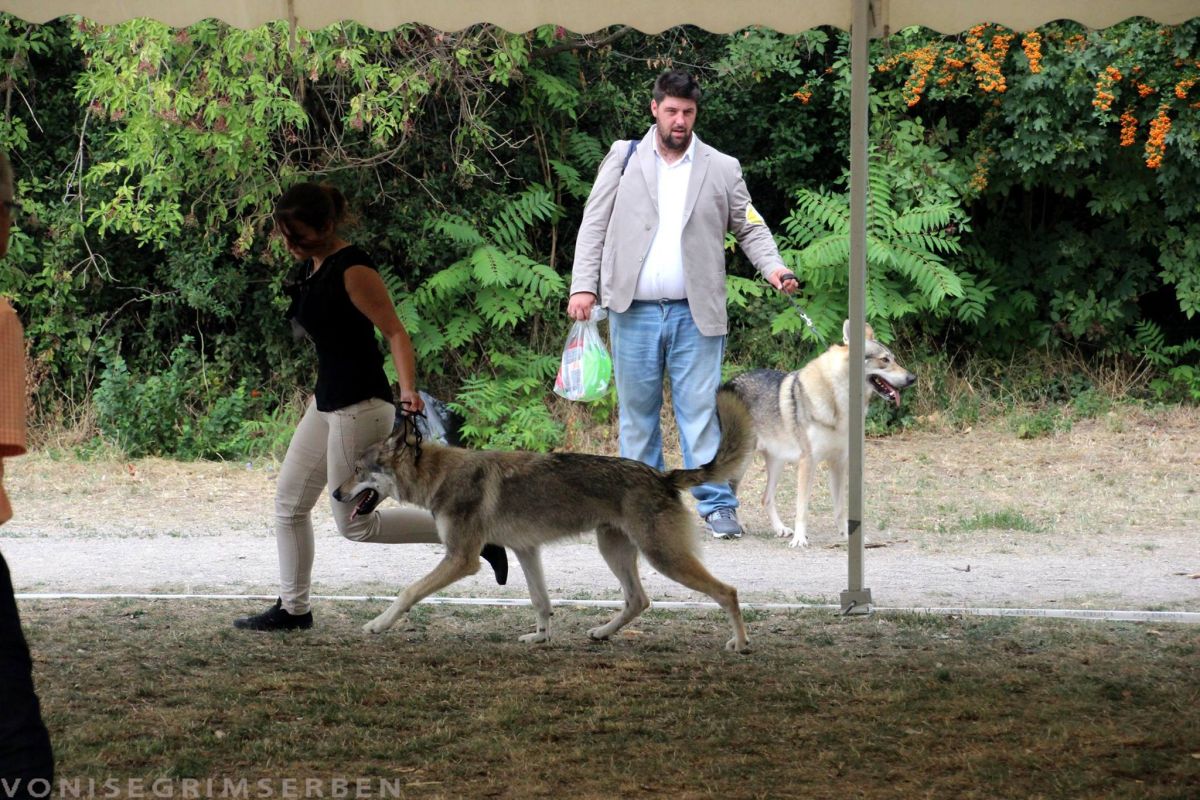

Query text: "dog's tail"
[666, 387, 755, 491]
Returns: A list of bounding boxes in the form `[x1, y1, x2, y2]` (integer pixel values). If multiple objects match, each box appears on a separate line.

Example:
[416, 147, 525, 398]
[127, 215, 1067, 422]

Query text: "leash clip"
[775, 272, 825, 344]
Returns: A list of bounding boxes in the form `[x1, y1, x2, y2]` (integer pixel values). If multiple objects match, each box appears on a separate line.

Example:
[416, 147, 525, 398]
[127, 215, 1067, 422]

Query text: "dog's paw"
[587, 626, 612, 641]
[363, 616, 391, 635]
[725, 637, 752, 654]
[518, 630, 549, 644]
[788, 534, 809, 548]
[774, 525, 793, 539]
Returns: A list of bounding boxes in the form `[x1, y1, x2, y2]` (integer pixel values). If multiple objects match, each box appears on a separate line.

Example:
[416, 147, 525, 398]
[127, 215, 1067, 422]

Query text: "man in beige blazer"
[568, 70, 798, 539]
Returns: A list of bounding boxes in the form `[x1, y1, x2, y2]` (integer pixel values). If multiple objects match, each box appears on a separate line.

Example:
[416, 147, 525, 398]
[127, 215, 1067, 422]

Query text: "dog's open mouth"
[869, 376, 902, 408]
[349, 488, 382, 521]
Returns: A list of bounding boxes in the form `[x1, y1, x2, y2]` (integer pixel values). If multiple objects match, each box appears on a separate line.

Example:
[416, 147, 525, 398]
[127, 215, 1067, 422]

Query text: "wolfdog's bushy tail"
[666, 388, 755, 491]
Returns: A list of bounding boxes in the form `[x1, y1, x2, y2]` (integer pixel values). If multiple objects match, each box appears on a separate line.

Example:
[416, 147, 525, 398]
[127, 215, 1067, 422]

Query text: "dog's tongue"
[873, 376, 902, 407]
[350, 488, 381, 521]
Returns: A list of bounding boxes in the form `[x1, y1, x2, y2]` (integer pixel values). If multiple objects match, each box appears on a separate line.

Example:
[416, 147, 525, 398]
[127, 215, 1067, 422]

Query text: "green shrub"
[91, 338, 278, 459]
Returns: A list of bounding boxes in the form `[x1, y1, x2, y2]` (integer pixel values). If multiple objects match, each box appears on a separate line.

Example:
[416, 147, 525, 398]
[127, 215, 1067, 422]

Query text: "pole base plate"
[840, 589, 874, 616]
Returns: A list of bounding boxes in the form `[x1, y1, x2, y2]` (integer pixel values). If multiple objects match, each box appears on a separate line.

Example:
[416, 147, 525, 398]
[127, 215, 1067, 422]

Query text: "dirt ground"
[2, 407, 1198, 612]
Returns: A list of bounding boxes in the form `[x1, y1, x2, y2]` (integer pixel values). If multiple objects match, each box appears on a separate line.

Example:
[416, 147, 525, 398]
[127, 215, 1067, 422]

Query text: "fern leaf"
[567, 132, 606, 172]
[420, 261, 472, 300]
[487, 185, 556, 253]
[893, 205, 953, 234]
[429, 213, 486, 249]
[726, 274, 767, 309]
[442, 313, 483, 348]
[529, 69, 581, 118]
[476, 287, 524, 329]
[798, 233, 851, 271]
[868, 276, 917, 320]
[470, 246, 515, 287]
[548, 159, 591, 200]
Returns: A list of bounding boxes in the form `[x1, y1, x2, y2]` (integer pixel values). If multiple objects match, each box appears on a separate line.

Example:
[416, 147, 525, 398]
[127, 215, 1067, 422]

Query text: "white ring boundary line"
[13, 592, 1200, 624]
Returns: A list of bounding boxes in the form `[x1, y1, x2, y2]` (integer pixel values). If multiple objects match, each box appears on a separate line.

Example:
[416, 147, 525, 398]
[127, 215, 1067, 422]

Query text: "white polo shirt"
[633, 135, 695, 301]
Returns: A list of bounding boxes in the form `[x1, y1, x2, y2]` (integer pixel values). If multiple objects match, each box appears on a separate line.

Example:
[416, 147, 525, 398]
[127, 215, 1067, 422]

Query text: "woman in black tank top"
[233, 183, 506, 632]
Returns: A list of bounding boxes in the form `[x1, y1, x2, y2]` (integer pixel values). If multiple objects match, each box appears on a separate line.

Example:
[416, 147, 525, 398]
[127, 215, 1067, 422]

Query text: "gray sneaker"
[704, 508, 743, 539]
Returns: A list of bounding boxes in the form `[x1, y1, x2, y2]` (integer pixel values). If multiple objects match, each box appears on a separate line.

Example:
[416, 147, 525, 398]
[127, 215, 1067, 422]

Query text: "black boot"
[480, 544, 508, 585]
[233, 598, 313, 631]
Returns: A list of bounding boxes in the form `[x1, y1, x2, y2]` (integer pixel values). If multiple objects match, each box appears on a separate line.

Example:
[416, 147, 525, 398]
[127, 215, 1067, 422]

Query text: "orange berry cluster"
[965, 26, 1013, 93]
[792, 86, 813, 105]
[1119, 109, 1138, 146]
[1093, 66, 1122, 111]
[1021, 32, 1042, 74]
[1175, 78, 1196, 99]
[1144, 108, 1171, 169]
[936, 56, 965, 87]
[969, 148, 994, 193]
[876, 46, 941, 106]
[903, 46, 938, 106]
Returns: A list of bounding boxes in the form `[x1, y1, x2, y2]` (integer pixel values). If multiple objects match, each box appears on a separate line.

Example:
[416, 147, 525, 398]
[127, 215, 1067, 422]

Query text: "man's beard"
[659, 125, 692, 152]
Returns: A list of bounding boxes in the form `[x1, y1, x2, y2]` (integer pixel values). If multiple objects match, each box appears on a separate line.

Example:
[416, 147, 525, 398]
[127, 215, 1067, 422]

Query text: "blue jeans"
[609, 299, 737, 517]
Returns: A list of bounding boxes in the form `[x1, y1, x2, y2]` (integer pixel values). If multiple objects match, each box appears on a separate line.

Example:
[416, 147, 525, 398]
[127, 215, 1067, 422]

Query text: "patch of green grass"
[19, 599, 1200, 800]
[944, 508, 1046, 534]
[1009, 407, 1072, 439]
[1071, 388, 1112, 420]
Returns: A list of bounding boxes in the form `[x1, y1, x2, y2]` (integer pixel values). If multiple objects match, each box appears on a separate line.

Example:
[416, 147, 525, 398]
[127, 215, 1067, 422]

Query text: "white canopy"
[7, 0, 1199, 33]
[3, 0, 1197, 614]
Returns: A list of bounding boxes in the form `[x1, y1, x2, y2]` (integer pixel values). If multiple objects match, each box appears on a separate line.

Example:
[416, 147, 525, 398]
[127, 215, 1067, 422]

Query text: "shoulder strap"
[620, 139, 638, 174]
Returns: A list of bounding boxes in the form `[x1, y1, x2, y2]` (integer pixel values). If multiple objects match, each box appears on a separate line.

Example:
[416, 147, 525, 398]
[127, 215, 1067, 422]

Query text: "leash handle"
[772, 272, 825, 344]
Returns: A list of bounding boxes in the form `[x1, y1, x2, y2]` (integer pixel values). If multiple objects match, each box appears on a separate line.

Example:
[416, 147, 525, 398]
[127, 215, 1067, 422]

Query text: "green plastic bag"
[553, 309, 612, 402]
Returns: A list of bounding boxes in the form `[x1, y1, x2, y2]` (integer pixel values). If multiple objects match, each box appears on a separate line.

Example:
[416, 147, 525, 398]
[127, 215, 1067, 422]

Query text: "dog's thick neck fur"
[385, 425, 450, 510]
[791, 343, 852, 432]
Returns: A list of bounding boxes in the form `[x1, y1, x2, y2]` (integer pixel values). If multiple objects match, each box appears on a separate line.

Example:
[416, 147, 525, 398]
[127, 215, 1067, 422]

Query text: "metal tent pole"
[840, 0, 876, 615]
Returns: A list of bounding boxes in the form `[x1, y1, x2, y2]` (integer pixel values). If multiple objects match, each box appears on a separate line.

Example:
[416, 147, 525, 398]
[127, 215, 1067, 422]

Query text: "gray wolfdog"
[333, 390, 756, 652]
[724, 320, 916, 548]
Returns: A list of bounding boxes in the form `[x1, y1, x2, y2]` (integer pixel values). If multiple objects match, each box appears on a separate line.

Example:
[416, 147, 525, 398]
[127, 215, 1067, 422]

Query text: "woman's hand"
[398, 389, 425, 415]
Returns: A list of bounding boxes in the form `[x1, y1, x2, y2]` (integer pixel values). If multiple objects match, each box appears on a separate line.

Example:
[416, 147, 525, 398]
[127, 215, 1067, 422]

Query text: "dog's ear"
[378, 424, 408, 457]
[841, 319, 877, 344]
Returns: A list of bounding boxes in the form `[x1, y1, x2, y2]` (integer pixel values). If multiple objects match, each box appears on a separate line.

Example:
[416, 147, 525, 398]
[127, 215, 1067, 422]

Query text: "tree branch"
[532, 26, 636, 59]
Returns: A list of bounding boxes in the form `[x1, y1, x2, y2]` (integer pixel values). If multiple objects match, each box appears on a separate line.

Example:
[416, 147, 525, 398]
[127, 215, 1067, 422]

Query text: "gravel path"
[3, 412, 1198, 612]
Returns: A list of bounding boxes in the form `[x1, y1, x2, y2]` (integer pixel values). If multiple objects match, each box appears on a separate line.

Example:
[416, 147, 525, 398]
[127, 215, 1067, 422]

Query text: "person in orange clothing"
[0, 151, 55, 799]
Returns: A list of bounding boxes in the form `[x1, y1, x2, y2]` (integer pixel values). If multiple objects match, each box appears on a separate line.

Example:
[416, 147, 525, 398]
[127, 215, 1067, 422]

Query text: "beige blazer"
[570, 127, 785, 336]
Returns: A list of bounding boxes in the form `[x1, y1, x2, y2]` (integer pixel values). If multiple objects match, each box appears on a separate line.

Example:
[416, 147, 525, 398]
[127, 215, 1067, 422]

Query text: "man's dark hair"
[653, 70, 701, 104]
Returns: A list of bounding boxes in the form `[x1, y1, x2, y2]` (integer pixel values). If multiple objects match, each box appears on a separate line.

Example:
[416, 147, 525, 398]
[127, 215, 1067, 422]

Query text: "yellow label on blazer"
[746, 204, 765, 226]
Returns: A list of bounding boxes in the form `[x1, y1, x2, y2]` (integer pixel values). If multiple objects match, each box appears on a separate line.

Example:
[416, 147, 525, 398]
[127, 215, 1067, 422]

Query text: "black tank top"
[285, 245, 394, 412]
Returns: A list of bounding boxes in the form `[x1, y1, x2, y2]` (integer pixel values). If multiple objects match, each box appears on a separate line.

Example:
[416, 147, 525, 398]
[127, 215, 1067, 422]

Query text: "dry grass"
[20, 598, 1200, 800]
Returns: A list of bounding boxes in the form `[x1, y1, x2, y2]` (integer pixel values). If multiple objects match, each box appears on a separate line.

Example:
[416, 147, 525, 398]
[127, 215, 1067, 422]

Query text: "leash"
[394, 405, 427, 463]
[775, 271, 826, 344]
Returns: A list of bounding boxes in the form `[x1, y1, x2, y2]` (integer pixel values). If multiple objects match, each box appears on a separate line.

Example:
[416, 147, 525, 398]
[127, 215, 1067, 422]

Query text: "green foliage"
[776, 119, 976, 340]
[452, 352, 564, 451]
[405, 185, 565, 450]
[0, 18, 54, 154]
[871, 20, 1200, 356]
[91, 338, 277, 459]
[1, 16, 1198, 461]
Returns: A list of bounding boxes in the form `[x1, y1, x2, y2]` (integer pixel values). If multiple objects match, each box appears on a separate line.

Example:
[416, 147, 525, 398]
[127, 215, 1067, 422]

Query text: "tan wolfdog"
[724, 320, 917, 548]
